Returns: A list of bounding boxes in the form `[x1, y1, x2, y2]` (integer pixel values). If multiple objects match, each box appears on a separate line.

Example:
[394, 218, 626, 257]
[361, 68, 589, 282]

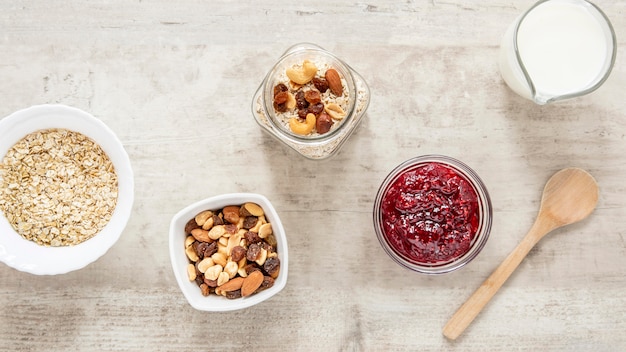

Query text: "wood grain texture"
[1, 1, 625, 351]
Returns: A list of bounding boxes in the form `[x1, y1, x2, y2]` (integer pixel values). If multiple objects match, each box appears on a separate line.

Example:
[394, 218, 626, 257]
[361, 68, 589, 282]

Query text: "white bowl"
[0, 104, 134, 275]
[169, 193, 288, 311]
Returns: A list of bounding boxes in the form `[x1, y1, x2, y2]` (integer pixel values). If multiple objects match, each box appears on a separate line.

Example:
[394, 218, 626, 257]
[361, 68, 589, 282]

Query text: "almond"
[241, 270, 264, 297]
[190, 228, 211, 243]
[325, 68, 343, 96]
[217, 276, 244, 292]
[222, 205, 240, 224]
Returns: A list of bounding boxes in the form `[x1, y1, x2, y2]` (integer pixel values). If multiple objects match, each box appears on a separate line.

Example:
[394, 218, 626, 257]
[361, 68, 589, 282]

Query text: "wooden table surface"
[1, 1, 625, 351]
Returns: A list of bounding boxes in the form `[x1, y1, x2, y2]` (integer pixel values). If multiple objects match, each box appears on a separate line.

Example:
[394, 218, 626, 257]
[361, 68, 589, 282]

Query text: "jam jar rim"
[373, 154, 493, 275]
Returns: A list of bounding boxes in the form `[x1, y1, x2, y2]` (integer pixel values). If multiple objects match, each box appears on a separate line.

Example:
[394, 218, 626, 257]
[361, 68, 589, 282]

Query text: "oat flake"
[0, 128, 118, 246]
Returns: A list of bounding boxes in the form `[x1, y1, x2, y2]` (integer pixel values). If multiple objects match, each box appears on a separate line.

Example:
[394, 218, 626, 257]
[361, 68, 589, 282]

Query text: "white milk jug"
[499, 0, 616, 104]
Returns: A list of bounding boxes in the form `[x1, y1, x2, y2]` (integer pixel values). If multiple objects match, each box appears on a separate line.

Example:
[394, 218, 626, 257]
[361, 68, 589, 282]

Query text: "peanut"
[324, 103, 347, 120]
[195, 210, 213, 227]
[201, 216, 215, 230]
[184, 235, 195, 248]
[205, 264, 223, 281]
[197, 257, 214, 273]
[224, 261, 238, 279]
[211, 252, 228, 267]
[241, 202, 264, 217]
[187, 263, 197, 281]
[208, 225, 225, 240]
[184, 204, 280, 299]
[217, 271, 230, 287]
[185, 245, 199, 262]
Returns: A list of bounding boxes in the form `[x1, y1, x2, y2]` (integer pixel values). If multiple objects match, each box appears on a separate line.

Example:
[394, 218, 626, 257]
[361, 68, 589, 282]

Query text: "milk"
[499, 0, 615, 104]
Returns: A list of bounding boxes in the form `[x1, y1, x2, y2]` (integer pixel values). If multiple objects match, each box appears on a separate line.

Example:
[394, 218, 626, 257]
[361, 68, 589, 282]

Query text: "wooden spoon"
[443, 168, 599, 340]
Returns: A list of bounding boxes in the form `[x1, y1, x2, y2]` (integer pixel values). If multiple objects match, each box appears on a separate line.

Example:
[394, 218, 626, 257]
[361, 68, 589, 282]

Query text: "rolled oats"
[0, 128, 118, 246]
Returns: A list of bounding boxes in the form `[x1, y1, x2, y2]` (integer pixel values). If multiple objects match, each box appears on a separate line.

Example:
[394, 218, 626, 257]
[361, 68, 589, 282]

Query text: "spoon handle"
[442, 218, 555, 340]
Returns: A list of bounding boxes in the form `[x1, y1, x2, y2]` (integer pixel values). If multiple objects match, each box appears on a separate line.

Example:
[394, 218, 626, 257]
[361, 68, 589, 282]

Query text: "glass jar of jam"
[252, 43, 370, 160]
[373, 155, 493, 274]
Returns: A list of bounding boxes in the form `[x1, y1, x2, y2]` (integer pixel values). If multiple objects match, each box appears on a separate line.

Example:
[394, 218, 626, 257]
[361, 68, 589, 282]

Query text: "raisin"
[194, 267, 204, 286]
[297, 109, 308, 119]
[274, 91, 289, 104]
[203, 241, 217, 258]
[195, 241, 210, 259]
[263, 257, 281, 278]
[244, 231, 262, 244]
[243, 216, 258, 230]
[212, 215, 224, 226]
[184, 218, 200, 234]
[259, 241, 273, 252]
[204, 278, 218, 288]
[274, 101, 288, 112]
[244, 263, 261, 275]
[316, 111, 333, 134]
[273, 83, 288, 96]
[312, 77, 329, 93]
[304, 89, 321, 104]
[307, 102, 324, 116]
[246, 243, 262, 261]
[256, 276, 275, 293]
[192, 241, 206, 259]
[225, 290, 242, 299]
[230, 245, 246, 262]
[295, 90, 309, 110]
[225, 224, 238, 234]
[265, 234, 277, 248]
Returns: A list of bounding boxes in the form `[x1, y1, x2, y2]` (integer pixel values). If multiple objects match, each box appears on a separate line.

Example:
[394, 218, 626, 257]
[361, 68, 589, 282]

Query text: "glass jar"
[373, 155, 493, 274]
[252, 43, 370, 160]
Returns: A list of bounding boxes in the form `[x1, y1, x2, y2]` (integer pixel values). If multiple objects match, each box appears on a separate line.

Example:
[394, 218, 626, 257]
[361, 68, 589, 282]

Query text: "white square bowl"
[169, 193, 288, 311]
[0, 104, 134, 275]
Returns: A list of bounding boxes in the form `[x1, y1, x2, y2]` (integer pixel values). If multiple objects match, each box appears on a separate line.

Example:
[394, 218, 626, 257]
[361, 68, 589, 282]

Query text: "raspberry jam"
[374, 156, 492, 274]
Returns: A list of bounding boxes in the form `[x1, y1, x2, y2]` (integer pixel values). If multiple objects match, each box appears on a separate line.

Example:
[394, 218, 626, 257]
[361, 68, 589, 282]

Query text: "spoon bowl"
[443, 168, 599, 340]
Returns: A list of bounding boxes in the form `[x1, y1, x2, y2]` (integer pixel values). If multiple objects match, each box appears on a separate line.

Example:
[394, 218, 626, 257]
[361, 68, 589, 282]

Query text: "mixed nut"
[184, 202, 280, 299]
[273, 59, 348, 136]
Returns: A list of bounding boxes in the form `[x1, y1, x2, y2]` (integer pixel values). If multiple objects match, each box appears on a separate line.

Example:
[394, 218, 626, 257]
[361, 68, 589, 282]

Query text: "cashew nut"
[258, 223, 272, 239]
[289, 113, 316, 135]
[324, 103, 347, 120]
[255, 248, 268, 266]
[286, 60, 318, 85]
